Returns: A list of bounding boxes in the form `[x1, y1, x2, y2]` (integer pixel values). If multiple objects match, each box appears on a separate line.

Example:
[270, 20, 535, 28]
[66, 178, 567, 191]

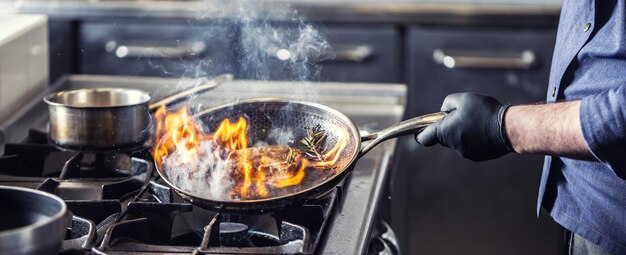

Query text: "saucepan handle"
[148, 73, 233, 112]
[358, 112, 446, 158]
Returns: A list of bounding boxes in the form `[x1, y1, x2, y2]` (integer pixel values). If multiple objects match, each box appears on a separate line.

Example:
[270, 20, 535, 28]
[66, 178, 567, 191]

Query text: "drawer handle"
[105, 41, 206, 59]
[268, 45, 373, 63]
[433, 49, 536, 70]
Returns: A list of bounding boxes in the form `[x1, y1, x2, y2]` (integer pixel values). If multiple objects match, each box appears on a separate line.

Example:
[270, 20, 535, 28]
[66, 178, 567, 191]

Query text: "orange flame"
[212, 117, 248, 150]
[210, 117, 256, 198]
[153, 105, 208, 167]
[153, 105, 350, 200]
[314, 130, 349, 168]
[255, 156, 269, 197]
[273, 159, 309, 188]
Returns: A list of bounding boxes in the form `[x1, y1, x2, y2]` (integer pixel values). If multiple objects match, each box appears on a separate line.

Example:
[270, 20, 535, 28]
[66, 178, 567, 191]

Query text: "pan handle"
[148, 73, 233, 112]
[358, 112, 445, 158]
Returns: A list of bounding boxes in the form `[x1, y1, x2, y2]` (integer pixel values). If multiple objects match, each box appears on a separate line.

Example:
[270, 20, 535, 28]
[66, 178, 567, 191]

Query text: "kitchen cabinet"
[238, 24, 401, 83]
[79, 19, 236, 78]
[78, 20, 400, 83]
[316, 25, 402, 83]
[406, 27, 557, 113]
[391, 26, 564, 255]
[49, 18, 78, 82]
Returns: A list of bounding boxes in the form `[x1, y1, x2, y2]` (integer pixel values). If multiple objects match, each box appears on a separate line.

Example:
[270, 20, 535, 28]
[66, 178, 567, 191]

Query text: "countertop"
[0, 14, 46, 45]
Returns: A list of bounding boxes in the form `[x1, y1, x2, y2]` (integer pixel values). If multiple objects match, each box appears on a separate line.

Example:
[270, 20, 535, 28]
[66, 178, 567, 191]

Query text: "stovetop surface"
[1, 128, 340, 254]
[0, 75, 405, 255]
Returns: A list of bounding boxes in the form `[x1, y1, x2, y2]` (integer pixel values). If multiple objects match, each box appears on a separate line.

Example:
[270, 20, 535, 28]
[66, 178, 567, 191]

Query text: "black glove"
[415, 93, 513, 161]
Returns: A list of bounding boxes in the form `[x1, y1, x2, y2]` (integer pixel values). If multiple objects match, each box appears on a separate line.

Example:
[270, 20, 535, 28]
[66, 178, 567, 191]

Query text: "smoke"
[159, 1, 333, 201]
[237, 21, 330, 82]
[147, 1, 330, 114]
[253, 126, 295, 147]
[163, 140, 233, 200]
[139, 0, 332, 84]
[143, 0, 333, 113]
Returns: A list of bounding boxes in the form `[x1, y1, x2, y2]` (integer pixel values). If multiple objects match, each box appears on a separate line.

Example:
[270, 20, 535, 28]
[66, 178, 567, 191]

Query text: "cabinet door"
[407, 27, 555, 113]
[79, 20, 236, 78]
[238, 24, 401, 82]
[393, 27, 564, 255]
[318, 25, 401, 82]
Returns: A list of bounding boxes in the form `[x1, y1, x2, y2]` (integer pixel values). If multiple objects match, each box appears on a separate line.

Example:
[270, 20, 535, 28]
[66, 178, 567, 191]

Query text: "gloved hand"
[415, 93, 514, 161]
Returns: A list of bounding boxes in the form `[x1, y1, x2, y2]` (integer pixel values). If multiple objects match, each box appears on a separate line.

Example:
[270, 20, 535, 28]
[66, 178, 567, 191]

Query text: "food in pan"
[153, 105, 347, 201]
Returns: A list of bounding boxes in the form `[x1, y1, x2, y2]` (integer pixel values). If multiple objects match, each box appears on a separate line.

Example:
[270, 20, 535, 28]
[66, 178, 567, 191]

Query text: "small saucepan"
[43, 74, 233, 151]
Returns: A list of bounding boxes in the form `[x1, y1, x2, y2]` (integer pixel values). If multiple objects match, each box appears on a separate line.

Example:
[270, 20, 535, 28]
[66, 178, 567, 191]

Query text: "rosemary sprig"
[299, 127, 327, 162]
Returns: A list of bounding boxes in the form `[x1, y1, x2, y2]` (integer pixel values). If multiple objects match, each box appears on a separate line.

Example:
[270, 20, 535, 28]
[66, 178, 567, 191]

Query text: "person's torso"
[542, 0, 626, 253]
[561, 0, 626, 100]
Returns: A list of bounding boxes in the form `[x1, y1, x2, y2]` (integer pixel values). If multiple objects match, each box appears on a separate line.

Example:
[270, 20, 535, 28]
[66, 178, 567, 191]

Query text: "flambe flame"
[211, 117, 257, 198]
[153, 105, 350, 200]
[314, 130, 349, 168]
[255, 156, 270, 197]
[273, 158, 308, 188]
[213, 117, 248, 150]
[153, 105, 208, 167]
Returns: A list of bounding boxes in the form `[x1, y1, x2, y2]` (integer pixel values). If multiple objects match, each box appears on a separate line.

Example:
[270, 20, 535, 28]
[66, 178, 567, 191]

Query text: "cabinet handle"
[433, 49, 536, 70]
[268, 45, 373, 63]
[105, 41, 206, 59]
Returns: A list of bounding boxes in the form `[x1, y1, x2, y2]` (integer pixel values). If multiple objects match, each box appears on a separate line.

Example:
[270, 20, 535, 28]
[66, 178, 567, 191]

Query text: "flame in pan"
[314, 129, 349, 168]
[153, 105, 208, 167]
[273, 158, 308, 188]
[213, 117, 248, 150]
[153, 105, 349, 200]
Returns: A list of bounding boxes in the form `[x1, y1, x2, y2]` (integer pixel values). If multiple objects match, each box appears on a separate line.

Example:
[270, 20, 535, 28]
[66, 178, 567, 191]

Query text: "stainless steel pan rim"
[155, 98, 362, 205]
[43, 88, 151, 109]
[0, 185, 68, 236]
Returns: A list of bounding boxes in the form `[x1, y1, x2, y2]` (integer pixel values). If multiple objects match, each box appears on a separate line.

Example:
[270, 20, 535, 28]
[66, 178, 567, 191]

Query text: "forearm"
[504, 101, 593, 160]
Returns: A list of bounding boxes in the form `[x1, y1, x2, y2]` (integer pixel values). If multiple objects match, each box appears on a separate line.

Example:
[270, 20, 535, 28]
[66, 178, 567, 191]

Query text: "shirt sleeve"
[579, 85, 626, 179]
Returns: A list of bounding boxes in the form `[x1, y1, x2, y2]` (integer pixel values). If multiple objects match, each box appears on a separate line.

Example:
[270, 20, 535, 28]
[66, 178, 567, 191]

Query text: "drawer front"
[394, 27, 563, 255]
[407, 27, 557, 114]
[239, 24, 401, 83]
[79, 20, 236, 77]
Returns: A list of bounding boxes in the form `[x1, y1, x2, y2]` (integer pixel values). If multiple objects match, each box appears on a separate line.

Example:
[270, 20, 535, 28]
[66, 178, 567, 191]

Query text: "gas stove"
[0, 75, 405, 255]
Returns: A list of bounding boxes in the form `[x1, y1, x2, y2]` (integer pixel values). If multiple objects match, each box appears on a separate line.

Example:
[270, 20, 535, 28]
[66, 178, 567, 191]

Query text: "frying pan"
[43, 73, 233, 151]
[154, 98, 444, 212]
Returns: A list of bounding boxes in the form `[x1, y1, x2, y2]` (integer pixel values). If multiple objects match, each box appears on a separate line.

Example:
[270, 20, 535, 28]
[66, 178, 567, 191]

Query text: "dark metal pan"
[43, 73, 232, 151]
[153, 98, 444, 213]
[0, 186, 69, 255]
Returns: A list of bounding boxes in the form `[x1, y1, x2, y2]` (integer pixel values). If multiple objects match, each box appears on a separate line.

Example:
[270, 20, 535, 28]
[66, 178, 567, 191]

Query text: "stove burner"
[92, 189, 338, 254]
[58, 152, 133, 179]
[220, 222, 249, 245]
[0, 129, 151, 180]
[190, 212, 311, 254]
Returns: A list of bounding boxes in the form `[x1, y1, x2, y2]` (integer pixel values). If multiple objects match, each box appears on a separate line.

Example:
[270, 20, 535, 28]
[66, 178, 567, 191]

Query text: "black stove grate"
[94, 188, 338, 254]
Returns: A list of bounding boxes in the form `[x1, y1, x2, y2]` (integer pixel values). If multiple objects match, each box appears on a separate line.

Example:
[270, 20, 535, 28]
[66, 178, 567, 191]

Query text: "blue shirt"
[540, 0, 626, 254]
